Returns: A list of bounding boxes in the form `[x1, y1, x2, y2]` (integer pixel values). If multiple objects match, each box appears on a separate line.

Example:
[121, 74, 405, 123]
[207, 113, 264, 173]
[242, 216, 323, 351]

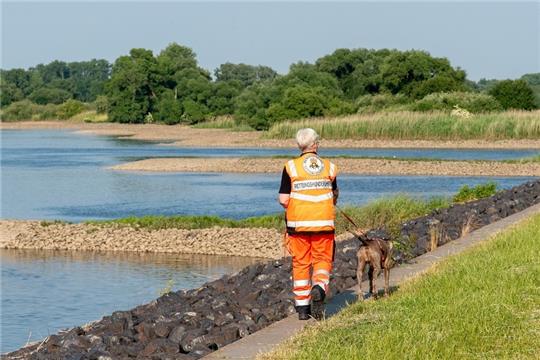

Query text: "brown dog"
[354, 230, 393, 299]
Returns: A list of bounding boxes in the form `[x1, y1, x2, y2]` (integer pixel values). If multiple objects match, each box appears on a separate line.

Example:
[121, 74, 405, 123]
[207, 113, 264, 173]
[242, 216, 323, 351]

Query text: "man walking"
[278, 128, 339, 320]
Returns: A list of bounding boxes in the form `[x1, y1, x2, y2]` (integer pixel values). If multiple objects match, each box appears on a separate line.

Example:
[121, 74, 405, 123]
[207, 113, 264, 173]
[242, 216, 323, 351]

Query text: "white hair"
[295, 128, 319, 151]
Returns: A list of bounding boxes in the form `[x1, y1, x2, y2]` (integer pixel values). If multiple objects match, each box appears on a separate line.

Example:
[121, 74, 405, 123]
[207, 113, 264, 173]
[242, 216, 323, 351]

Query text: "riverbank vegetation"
[262, 213, 540, 360]
[85, 195, 448, 235]
[83, 183, 501, 237]
[2, 44, 538, 130]
[85, 194, 453, 236]
[265, 110, 540, 140]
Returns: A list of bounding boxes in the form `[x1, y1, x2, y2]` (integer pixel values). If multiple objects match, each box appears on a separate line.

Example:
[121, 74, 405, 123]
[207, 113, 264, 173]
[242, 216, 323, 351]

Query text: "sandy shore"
[0, 220, 353, 258]
[109, 157, 540, 177]
[3, 120, 540, 149]
[0, 220, 284, 259]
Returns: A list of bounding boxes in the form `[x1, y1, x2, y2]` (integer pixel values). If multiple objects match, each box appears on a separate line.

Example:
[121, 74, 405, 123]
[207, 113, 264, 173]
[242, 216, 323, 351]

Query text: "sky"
[1, 1, 538, 81]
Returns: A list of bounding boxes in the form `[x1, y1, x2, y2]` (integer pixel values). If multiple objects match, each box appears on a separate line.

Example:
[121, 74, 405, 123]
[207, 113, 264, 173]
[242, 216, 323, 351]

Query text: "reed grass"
[70, 110, 108, 123]
[265, 110, 540, 140]
[335, 195, 450, 236]
[192, 116, 254, 131]
[260, 213, 540, 360]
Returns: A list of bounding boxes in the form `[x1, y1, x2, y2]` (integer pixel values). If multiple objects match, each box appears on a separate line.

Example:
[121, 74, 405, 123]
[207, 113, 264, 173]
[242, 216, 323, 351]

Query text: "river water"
[0, 249, 260, 353]
[1, 129, 538, 221]
[0, 129, 538, 353]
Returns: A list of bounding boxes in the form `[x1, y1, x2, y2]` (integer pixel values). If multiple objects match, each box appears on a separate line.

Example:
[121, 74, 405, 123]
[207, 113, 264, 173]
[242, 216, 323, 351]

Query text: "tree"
[379, 50, 466, 97]
[154, 90, 182, 124]
[214, 63, 277, 87]
[488, 80, 537, 110]
[1, 68, 38, 96]
[267, 85, 328, 122]
[207, 80, 243, 115]
[410, 75, 467, 99]
[94, 95, 109, 114]
[181, 99, 208, 124]
[29, 87, 71, 104]
[234, 82, 277, 129]
[0, 81, 24, 106]
[106, 48, 158, 123]
[520, 73, 540, 86]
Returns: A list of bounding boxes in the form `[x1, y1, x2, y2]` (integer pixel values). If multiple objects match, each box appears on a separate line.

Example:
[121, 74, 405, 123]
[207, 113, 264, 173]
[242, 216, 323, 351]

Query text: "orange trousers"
[288, 233, 334, 306]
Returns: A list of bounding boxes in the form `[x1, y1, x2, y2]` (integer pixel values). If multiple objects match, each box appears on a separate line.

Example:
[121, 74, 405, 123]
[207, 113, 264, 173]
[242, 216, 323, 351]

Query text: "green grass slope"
[262, 213, 540, 360]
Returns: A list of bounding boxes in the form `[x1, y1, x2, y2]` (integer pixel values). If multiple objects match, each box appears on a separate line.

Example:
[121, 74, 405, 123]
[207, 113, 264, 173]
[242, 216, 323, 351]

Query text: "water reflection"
[2, 248, 263, 269]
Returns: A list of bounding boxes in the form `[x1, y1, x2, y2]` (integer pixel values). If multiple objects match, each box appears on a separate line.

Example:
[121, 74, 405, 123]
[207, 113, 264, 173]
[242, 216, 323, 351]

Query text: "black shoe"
[296, 305, 311, 321]
[310, 285, 326, 320]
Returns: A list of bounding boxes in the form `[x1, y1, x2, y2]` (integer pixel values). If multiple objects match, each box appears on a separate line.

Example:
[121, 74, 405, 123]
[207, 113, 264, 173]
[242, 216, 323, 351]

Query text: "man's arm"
[332, 178, 339, 205]
[278, 168, 291, 208]
[279, 193, 290, 208]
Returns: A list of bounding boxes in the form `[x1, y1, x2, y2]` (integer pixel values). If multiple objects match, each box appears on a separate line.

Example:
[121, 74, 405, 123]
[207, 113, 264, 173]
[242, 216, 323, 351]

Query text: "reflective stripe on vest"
[289, 192, 333, 202]
[329, 163, 336, 178]
[287, 160, 298, 177]
[286, 220, 335, 228]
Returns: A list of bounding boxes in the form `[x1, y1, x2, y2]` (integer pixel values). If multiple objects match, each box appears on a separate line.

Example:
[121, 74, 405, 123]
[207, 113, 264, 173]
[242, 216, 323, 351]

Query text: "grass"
[453, 181, 498, 203]
[86, 194, 450, 236]
[261, 213, 540, 360]
[504, 154, 540, 164]
[70, 110, 108, 123]
[192, 116, 254, 131]
[85, 214, 284, 231]
[335, 195, 450, 237]
[265, 110, 540, 141]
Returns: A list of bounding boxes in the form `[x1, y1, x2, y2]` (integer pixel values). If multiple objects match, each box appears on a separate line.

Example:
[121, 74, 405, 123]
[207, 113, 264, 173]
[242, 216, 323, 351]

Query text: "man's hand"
[279, 194, 290, 209]
[333, 188, 339, 205]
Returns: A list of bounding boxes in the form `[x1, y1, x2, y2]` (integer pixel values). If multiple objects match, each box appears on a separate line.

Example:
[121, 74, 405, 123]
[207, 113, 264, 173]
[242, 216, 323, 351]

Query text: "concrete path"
[204, 202, 540, 360]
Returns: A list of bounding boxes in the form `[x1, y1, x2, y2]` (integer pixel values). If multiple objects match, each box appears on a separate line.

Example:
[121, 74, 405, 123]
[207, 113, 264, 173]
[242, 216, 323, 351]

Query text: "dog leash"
[337, 205, 390, 263]
[336, 205, 368, 239]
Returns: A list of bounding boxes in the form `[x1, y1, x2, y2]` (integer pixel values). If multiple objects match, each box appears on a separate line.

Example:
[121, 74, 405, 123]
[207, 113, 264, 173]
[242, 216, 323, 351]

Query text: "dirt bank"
[0, 221, 283, 259]
[109, 157, 540, 177]
[3, 120, 540, 149]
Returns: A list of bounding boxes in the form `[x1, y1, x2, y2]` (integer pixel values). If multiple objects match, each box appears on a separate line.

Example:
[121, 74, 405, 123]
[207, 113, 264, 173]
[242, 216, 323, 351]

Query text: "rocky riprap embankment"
[6, 180, 540, 359]
[0, 223, 282, 259]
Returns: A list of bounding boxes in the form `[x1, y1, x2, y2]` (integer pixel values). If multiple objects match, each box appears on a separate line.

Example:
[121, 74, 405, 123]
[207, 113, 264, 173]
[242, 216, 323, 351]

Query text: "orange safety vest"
[285, 153, 337, 232]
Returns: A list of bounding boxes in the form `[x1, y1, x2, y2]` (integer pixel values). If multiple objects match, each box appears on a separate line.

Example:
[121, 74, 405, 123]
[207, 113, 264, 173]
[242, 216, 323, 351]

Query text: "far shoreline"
[108, 157, 540, 177]
[2, 120, 540, 149]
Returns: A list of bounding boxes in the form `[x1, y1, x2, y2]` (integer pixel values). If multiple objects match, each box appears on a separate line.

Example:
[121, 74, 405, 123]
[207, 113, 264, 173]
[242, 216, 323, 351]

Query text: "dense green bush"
[181, 99, 209, 124]
[1, 100, 36, 120]
[411, 92, 502, 113]
[2, 100, 60, 121]
[356, 93, 410, 113]
[94, 95, 109, 114]
[56, 99, 85, 119]
[0, 82, 24, 106]
[409, 75, 467, 99]
[39, 103, 60, 119]
[488, 80, 537, 110]
[154, 90, 182, 124]
[29, 87, 71, 105]
[234, 82, 278, 130]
